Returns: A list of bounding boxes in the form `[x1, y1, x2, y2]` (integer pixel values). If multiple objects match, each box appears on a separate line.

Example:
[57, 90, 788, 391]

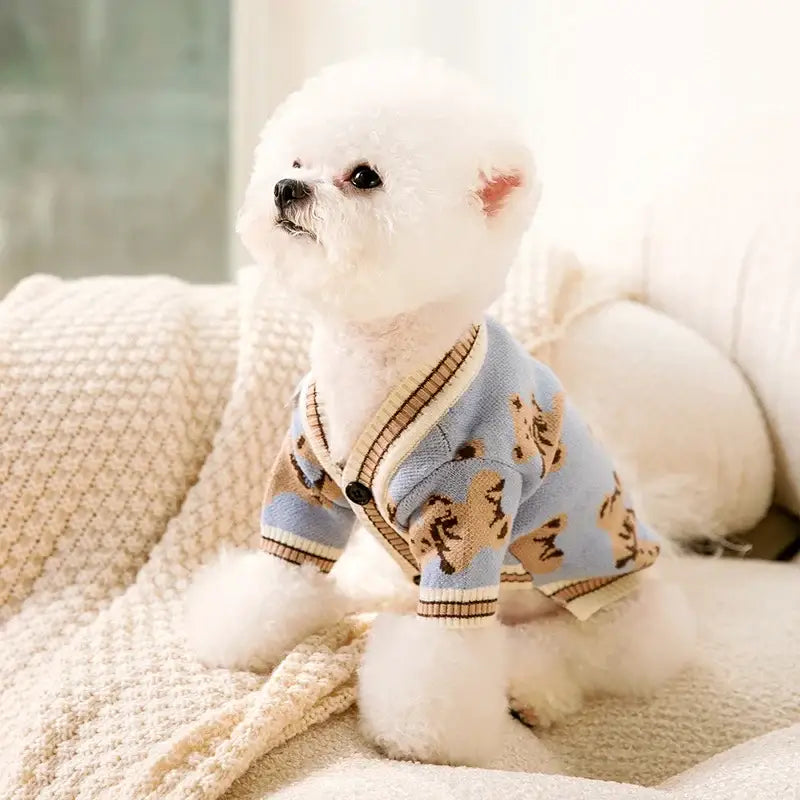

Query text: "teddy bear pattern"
[407, 390, 571, 578]
[508, 471, 660, 578]
[509, 514, 567, 574]
[267, 431, 344, 511]
[506, 390, 658, 578]
[409, 469, 511, 574]
[596, 471, 660, 570]
[509, 391, 567, 476]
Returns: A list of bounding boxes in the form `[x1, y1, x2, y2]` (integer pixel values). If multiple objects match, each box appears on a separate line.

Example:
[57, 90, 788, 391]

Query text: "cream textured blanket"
[0, 259, 615, 799]
[228, 556, 800, 798]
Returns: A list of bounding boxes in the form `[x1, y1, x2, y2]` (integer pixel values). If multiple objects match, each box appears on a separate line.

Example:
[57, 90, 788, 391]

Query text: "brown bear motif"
[597, 472, 659, 570]
[509, 391, 566, 477]
[454, 438, 486, 460]
[410, 469, 510, 574]
[266, 432, 343, 510]
[509, 514, 567, 575]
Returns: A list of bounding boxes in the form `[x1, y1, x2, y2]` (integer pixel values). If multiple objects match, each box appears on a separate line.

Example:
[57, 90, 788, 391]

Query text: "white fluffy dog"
[186, 52, 695, 767]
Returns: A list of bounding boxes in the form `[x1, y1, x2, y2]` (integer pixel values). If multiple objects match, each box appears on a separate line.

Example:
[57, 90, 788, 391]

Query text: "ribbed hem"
[416, 585, 499, 626]
[499, 572, 534, 588]
[539, 571, 645, 621]
[259, 525, 343, 573]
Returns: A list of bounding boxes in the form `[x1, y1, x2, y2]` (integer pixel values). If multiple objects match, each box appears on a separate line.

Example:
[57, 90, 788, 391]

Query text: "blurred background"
[1, 0, 798, 296]
[0, 0, 229, 296]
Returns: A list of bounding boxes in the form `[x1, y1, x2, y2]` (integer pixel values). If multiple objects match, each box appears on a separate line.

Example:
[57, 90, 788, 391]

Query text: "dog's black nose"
[274, 178, 310, 211]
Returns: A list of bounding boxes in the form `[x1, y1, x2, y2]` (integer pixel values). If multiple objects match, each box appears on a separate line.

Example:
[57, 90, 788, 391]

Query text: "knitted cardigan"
[260, 317, 660, 627]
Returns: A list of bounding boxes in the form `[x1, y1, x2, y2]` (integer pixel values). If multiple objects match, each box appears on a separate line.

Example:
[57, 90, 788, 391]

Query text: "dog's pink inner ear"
[476, 171, 522, 217]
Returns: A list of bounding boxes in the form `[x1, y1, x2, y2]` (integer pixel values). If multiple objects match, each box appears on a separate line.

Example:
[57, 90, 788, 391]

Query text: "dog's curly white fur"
[359, 615, 509, 766]
[186, 52, 694, 767]
[185, 550, 345, 671]
[506, 570, 696, 728]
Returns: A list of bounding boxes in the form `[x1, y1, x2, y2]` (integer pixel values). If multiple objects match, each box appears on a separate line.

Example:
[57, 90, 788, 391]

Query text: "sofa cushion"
[642, 117, 800, 516]
[225, 556, 800, 797]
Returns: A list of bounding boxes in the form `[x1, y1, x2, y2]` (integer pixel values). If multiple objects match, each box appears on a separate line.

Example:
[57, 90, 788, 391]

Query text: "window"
[0, 0, 230, 296]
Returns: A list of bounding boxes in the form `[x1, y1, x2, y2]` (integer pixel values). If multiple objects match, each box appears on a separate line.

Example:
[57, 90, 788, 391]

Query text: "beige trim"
[352, 503, 419, 575]
[260, 537, 338, 573]
[500, 572, 534, 588]
[418, 584, 499, 603]
[259, 525, 344, 561]
[500, 555, 534, 589]
[535, 576, 583, 594]
[563, 572, 644, 620]
[539, 571, 645, 621]
[372, 323, 489, 514]
[303, 322, 486, 577]
[416, 580, 500, 625]
[344, 323, 483, 574]
[417, 597, 498, 622]
[341, 322, 483, 487]
[500, 561, 529, 575]
[300, 378, 342, 484]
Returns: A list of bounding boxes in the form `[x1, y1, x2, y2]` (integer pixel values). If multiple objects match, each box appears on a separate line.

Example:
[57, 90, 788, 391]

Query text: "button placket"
[344, 481, 372, 506]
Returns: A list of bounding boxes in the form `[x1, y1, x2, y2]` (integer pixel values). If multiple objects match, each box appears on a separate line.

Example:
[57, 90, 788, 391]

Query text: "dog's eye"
[292, 159, 302, 169]
[349, 165, 382, 190]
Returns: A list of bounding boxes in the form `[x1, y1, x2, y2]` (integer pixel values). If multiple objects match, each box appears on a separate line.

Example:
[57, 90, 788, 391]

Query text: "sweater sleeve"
[259, 412, 355, 573]
[399, 458, 523, 627]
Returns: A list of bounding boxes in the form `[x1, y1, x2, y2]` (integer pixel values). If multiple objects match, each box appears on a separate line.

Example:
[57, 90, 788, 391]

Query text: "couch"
[1, 135, 798, 798]
[228, 118, 800, 799]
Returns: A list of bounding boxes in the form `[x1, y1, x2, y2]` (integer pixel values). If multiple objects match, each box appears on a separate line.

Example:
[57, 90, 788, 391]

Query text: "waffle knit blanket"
[0, 254, 619, 799]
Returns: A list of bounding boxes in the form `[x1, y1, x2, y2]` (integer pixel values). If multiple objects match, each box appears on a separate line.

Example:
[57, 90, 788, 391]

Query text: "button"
[345, 481, 373, 506]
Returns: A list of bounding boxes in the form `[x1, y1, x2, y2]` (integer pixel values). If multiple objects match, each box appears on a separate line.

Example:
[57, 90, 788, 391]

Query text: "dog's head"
[238, 52, 539, 322]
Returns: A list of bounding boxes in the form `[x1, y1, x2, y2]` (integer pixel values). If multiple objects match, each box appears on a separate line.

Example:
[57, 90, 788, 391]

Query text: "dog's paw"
[508, 683, 584, 729]
[185, 549, 345, 671]
[358, 614, 507, 766]
[508, 679, 583, 729]
[506, 623, 584, 728]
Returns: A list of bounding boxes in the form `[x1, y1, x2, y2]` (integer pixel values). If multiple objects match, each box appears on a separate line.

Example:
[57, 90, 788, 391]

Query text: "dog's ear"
[474, 159, 541, 222]
[472, 135, 540, 221]
[475, 171, 524, 217]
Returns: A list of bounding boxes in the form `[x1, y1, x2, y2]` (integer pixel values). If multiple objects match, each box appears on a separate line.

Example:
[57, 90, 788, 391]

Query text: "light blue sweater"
[260, 317, 660, 626]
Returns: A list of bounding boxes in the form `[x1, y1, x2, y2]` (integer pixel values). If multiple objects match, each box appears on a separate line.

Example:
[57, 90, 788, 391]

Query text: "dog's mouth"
[277, 217, 315, 239]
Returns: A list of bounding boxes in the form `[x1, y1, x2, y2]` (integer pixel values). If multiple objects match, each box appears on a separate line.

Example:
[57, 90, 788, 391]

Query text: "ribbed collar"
[300, 320, 488, 574]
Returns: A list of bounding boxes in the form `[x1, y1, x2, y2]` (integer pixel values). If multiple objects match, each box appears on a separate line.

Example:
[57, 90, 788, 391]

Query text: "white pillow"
[549, 299, 773, 543]
[495, 249, 774, 543]
[643, 117, 800, 516]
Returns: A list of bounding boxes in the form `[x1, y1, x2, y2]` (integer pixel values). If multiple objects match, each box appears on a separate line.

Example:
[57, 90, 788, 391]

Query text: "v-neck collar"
[300, 320, 489, 574]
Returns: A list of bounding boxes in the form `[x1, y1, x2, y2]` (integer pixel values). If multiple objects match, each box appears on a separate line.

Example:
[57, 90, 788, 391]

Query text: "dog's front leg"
[357, 613, 508, 766]
[185, 549, 346, 671]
